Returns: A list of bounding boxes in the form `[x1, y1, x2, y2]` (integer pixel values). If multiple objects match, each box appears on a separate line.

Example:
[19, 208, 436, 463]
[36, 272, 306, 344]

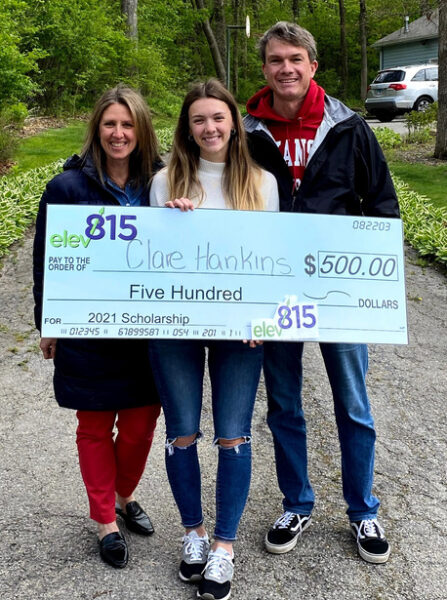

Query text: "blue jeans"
[148, 340, 263, 541]
[263, 341, 380, 522]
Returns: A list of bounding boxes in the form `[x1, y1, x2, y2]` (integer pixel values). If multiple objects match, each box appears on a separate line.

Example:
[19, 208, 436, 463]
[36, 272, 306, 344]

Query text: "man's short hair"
[258, 21, 318, 63]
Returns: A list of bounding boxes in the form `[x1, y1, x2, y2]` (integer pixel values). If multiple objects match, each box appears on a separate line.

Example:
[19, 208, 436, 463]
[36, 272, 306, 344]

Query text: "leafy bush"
[0, 2, 40, 111]
[3, 102, 29, 128]
[156, 127, 175, 154]
[0, 161, 63, 257]
[373, 127, 402, 150]
[393, 174, 447, 266]
[405, 103, 438, 142]
[150, 92, 182, 120]
[0, 126, 18, 163]
[0, 103, 29, 162]
[407, 127, 433, 144]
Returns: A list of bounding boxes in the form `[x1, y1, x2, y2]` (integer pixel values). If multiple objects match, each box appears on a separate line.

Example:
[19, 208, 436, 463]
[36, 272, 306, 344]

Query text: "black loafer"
[116, 501, 154, 536]
[99, 532, 128, 568]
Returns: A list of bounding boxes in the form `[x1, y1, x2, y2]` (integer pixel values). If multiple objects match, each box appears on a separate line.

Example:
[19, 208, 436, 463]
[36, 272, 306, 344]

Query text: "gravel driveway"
[0, 230, 446, 600]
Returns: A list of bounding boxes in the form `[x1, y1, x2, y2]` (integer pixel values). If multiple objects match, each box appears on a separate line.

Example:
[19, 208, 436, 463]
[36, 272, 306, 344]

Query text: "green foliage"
[0, 1, 40, 160]
[0, 0, 442, 114]
[156, 127, 175, 154]
[0, 161, 63, 257]
[28, 0, 134, 113]
[148, 90, 182, 120]
[0, 1, 41, 110]
[393, 176, 447, 266]
[0, 127, 18, 163]
[373, 127, 402, 150]
[0, 103, 29, 162]
[407, 127, 434, 144]
[4, 103, 29, 128]
[405, 103, 438, 141]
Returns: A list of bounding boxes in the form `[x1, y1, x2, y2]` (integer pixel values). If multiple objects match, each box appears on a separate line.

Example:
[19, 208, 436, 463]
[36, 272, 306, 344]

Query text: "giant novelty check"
[41, 205, 408, 344]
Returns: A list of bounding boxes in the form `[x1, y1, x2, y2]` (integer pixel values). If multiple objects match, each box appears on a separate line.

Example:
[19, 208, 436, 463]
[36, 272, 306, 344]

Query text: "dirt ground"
[0, 230, 446, 600]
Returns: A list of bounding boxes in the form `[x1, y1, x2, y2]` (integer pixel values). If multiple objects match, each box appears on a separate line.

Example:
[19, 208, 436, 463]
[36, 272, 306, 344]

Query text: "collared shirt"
[105, 176, 146, 207]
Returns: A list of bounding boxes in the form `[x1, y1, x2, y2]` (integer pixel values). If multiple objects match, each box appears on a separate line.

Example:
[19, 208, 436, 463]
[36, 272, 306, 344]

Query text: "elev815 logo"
[49, 207, 138, 248]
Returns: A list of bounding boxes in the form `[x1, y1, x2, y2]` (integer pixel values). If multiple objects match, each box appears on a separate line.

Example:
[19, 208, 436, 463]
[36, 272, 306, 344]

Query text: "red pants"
[76, 405, 161, 524]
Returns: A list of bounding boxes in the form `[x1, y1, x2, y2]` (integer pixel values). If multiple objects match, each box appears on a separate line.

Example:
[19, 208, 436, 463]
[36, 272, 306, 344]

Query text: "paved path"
[0, 232, 446, 600]
[366, 116, 408, 136]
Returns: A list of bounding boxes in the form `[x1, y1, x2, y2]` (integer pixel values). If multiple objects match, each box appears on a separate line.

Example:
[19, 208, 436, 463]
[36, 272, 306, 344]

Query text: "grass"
[12, 121, 86, 174]
[387, 160, 447, 210]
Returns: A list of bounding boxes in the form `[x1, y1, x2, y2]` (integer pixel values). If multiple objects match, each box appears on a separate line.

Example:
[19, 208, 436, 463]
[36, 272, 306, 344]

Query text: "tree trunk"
[434, 0, 447, 158]
[231, 0, 240, 96]
[359, 0, 368, 103]
[213, 0, 226, 60]
[292, 0, 300, 20]
[250, 0, 261, 27]
[338, 0, 348, 99]
[121, 0, 138, 42]
[191, 0, 226, 82]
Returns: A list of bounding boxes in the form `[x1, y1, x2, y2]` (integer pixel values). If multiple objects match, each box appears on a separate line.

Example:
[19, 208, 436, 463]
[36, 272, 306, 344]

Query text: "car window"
[374, 70, 405, 83]
[425, 67, 438, 81]
[411, 69, 426, 81]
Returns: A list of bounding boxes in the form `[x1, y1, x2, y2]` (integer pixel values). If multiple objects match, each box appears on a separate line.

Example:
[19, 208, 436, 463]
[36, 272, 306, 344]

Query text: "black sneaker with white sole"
[265, 511, 312, 554]
[350, 518, 390, 564]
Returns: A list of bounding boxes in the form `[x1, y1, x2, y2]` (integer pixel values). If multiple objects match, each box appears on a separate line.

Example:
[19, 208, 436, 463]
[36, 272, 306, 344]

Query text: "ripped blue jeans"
[148, 339, 263, 541]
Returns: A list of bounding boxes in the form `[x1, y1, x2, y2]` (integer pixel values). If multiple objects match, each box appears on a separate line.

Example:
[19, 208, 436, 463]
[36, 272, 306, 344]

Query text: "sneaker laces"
[273, 511, 296, 529]
[182, 533, 208, 561]
[358, 518, 384, 539]
[205, 549, 233, 582]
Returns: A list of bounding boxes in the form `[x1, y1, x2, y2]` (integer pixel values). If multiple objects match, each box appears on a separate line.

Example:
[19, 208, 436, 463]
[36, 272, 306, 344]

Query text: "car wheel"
[375, 111, 395, 123]
[413, 96, 433, 112]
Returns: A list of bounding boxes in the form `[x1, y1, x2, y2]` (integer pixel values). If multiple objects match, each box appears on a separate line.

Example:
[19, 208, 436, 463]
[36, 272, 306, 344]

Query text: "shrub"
[0, 161, 63, 257]
[156, 126, 175, 154]
[373, 127, 402, 150]
[4, 102, 29, 128]
[0, 103, 29, 162]
[405, 102, 438, 142]
[0, 127, 18, 163]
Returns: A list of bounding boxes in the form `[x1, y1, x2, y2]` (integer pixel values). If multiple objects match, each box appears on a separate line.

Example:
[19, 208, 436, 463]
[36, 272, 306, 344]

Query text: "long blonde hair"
[81, 84, 160, 189]
[168, 79, 264, 210]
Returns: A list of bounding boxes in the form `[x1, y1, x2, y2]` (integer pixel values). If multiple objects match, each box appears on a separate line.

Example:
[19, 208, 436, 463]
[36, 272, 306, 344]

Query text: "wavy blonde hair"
[81, 84, 160, 189]
[168, 79, 264, 210]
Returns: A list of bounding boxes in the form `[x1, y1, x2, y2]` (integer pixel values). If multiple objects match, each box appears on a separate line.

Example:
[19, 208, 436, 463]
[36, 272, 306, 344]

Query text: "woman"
[33, 85, 163, 569]
[149, 79, 279, 600]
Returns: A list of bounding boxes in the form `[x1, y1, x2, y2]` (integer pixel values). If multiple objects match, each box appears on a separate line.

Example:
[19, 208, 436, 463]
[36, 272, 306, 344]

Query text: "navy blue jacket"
[244, 95, 400, 218]
[33, 154, 163, 411]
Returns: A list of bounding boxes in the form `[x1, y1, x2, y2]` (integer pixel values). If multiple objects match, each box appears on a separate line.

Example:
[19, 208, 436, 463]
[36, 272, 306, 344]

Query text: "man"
[244, 21, 399, 564]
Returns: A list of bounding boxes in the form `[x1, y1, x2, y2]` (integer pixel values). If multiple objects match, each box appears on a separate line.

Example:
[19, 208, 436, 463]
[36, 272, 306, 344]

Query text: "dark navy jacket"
[33, 154, 162, 410]
[244, 95, 400, 218]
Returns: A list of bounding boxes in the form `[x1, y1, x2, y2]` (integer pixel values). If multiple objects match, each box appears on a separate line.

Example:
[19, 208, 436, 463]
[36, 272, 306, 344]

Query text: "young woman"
[33, 85, 162, 569]
[149, 79, 279, 600]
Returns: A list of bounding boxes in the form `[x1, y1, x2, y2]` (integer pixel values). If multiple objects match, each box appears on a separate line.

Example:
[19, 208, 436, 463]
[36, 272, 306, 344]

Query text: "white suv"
[365, 64, 438, 122]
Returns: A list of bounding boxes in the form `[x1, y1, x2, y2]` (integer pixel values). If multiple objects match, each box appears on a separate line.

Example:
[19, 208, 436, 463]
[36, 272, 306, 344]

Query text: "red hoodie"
[246, 80, 325, 192]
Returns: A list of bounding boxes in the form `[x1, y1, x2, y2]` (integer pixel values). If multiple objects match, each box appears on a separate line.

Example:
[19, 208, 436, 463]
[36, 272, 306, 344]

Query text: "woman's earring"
[188, 134, 193, 142]
[231, 129, 237, 138]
